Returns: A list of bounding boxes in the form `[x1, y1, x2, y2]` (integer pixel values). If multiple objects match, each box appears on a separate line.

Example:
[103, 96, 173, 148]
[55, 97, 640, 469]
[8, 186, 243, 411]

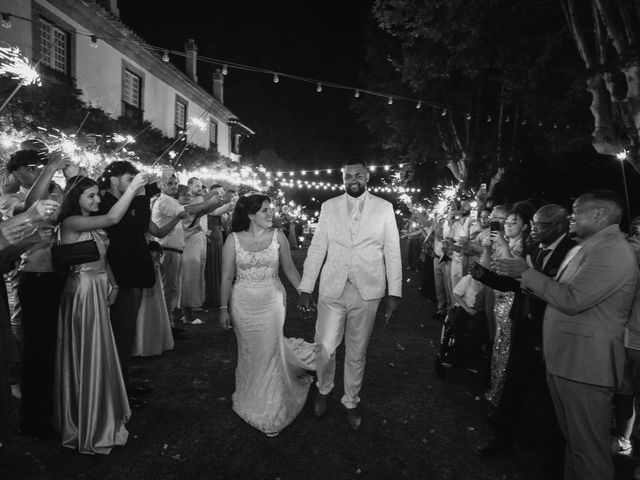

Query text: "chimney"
[185, 39, 198, 83]
[213, 69, 224, 104]
[97, 0, 120, 17]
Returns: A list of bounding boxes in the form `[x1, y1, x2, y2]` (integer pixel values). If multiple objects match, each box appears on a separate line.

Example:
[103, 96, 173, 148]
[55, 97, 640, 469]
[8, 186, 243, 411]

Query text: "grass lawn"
[1, 247, 638, 479]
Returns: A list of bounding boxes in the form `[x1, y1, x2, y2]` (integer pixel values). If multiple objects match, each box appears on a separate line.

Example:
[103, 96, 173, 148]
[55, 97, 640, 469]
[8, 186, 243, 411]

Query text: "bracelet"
[219, 306, 228, 310]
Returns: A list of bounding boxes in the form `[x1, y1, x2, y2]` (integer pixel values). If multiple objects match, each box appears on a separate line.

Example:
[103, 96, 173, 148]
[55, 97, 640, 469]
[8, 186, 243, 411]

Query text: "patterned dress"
[230, 229, 314, 436]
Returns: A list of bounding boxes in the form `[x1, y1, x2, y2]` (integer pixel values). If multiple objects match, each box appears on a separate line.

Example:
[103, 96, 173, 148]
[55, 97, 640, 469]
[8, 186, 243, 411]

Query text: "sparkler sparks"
[0, 45, 41, 86]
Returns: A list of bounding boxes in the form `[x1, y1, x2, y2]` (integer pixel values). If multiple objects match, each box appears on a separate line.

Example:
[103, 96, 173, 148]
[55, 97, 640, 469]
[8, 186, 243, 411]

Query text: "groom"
[297, 160, 402, 431]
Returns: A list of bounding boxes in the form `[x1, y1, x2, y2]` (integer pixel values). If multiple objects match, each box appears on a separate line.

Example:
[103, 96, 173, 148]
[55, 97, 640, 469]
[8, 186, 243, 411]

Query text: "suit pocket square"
[556, 321, 594, 337]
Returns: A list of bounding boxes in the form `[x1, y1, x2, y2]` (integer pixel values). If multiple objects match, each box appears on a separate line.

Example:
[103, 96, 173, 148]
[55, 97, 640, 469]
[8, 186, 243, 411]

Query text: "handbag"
[51, 228, 100, 271]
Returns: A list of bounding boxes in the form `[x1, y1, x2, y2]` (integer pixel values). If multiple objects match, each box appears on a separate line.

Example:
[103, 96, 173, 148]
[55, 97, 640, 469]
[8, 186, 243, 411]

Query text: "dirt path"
[3, 247, 635, 479]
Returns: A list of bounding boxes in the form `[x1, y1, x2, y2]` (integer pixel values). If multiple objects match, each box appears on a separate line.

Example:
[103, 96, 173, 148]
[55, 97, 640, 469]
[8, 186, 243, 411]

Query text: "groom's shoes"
[345, 407, 362, 431]
[314, 393, 328, 417]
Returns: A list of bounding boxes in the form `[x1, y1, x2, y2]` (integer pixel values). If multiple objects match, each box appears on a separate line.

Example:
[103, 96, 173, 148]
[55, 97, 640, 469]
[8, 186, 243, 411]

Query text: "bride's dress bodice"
[233, 231, 279, 285]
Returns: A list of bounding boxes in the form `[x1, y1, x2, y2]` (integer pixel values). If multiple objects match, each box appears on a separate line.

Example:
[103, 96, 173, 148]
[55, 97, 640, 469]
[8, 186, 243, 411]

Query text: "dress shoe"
[345, 407, 362, 431]
[128, 396, 149, 409]
[314, 393, 328, 417]
[129, 384, 154, 396]
[477, 436, 511, 456]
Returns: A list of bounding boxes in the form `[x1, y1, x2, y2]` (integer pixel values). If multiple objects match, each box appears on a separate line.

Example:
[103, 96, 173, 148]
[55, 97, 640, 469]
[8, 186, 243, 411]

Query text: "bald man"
[496, 191, 638, 480]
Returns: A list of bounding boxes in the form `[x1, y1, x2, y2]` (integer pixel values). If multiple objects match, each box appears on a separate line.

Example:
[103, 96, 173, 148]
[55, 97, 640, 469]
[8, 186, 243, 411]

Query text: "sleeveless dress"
[54, 229, 131, 454]
[230, 230, 315, 436]
[486, 238, 524, 406]
[204, 214, 224, 307]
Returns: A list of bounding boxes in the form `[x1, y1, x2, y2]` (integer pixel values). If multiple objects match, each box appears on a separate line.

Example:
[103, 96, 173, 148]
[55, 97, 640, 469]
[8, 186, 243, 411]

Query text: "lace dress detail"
[230, 230, 314, 436]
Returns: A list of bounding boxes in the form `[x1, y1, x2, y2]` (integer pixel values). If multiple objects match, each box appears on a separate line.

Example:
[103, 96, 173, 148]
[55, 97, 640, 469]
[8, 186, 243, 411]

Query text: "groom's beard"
[346, 182, 366, 198]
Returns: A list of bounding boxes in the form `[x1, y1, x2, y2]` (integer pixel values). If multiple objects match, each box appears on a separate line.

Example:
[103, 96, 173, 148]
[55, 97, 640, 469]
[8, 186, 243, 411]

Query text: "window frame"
[209, 118, 218, 150]
[174, 95, 188, 137]
[120, 60, 145, 122]
[32, 6, 76, 79]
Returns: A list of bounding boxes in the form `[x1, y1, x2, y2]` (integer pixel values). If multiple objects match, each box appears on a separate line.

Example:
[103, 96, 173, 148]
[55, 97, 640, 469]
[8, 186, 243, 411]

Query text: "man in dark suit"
[496, 191, 638, 480]
[475, 205, 575, 471]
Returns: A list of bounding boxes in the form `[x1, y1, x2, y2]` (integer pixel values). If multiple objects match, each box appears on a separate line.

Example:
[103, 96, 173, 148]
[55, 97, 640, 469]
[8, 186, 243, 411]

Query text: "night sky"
[118, 0, 374, 169]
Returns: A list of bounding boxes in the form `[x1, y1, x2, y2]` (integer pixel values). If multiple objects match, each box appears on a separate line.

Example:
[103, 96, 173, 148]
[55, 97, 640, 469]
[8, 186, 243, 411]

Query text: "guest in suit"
[297, 161, 402, 431]
[496, 190, 638, 480]
[474, 204, 574, 477]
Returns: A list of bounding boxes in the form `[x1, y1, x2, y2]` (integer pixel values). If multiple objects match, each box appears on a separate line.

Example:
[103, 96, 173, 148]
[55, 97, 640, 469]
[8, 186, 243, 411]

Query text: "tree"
[357, 0, 591, 194]
[562, 0, 640, 170]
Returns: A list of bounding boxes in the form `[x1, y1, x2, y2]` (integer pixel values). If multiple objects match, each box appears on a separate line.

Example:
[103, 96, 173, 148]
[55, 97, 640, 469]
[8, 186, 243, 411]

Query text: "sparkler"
[0, 45, 42, 116]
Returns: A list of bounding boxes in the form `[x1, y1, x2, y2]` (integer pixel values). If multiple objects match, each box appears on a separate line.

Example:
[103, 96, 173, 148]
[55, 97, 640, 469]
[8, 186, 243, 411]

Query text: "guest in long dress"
[53, 173, 146, 455]
[219, 194, 315, 437]
[179, 180, 207, 323]
[204, 184, 235, 308]
[132, 240, 174, 357]
[481, 203, 532, 406]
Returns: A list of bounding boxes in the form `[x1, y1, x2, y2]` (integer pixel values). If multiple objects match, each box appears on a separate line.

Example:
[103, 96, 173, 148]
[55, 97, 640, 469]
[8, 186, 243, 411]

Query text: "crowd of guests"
[405, 175, 640, 479]
[0, 141, 237, 454]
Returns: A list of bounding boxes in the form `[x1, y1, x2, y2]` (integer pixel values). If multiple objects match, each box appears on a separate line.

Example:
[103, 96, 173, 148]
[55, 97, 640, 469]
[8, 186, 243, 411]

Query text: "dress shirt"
[538, 233, 568, 269]
[151, 193, 185, 250]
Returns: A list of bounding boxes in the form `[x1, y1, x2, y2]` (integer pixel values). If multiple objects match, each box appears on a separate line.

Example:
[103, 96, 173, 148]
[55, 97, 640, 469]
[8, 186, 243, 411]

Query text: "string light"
[388, 97, 393, 105]
[354, 89, 360, 98]
[316, 82, 322, 93]
[162, 49, 169, 62]
[1, 13, 11, 29]
[273, 72, 279, 83]
[465, 112, 471, 120]
[441, 108, 447, 117]
[221, 64, 228, 75]
[90, 35, 98, 48]
[301, 170, 306, 175]
[416, 101, 422, 110]
[487, 115, 492, 122]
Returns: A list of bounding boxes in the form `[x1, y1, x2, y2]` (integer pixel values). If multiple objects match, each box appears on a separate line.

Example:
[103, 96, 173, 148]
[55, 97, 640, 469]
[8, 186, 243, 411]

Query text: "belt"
[162, 247, 183, 254]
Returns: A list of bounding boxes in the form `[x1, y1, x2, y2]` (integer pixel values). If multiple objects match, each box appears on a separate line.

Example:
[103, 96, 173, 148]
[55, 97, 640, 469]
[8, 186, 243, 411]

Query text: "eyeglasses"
[505, 219, 521, 225]
[531, 221, 558, 229]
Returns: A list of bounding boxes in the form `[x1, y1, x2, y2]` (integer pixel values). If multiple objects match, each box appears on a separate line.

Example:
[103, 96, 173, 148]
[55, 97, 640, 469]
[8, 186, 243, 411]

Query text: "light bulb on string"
[441, 109, 447, 117]
[537, 121, 543, 127]
[388, 97, 393, 105]
[416, 101, 422, 110]
[90, 35, 99, 48]
[465, 113, 471, 120]
[301, 170, 306, 175]
[521, 119, 527, 126]
[1, 13, 11, 29]
[487, 115, 492, 122]
[553, 123, 558, 129]
[399, 163, 404, 168]
[369, 166, 376, 172]
[505, 115, 511, 123]
[354, 89, 360, 98]
[316, 82, 322, 93]
[162, 50, 170, 62]
[327, 169, 332, 174]
[384, 165, 390, 171]
[273, 72, 279, 83]
[222, 64, 228, 75]
[289, 171, 294, 176]
[314, 170, 319, 175]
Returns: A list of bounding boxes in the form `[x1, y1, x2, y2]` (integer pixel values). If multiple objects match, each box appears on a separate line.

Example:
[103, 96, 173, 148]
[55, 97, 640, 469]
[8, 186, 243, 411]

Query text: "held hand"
[47, 150, 69, 171]
[493, 256, 528, 278]
[177, 210, 189, 220]
[297, 292, 316, 319]
[219, 310, 232, 330]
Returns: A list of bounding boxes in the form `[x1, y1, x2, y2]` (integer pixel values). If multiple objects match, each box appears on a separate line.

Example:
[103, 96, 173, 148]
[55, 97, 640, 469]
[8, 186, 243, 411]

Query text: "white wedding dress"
[230, 230, 315, 436]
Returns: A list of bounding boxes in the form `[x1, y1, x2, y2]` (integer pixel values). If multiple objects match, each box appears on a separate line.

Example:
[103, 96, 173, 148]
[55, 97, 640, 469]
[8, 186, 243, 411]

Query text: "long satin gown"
[181, 215, 206, 308]
[54, 229, 130, 454]
[132, 259, 174, 357]
[204, 214, 223, 307]
[230, 230, 315, 436]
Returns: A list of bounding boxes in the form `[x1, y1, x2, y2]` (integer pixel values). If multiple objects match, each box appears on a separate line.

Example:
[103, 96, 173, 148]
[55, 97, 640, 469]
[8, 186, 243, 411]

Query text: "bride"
[219, 194, 314, 437]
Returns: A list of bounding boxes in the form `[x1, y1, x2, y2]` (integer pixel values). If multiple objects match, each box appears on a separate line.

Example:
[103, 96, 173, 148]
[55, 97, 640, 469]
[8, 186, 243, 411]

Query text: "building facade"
[0, 0, 252, 159]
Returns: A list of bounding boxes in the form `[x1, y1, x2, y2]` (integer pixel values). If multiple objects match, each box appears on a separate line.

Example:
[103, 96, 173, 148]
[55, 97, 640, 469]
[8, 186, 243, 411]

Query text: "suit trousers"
[160, 251, 182, 320]
[433, 257, 452, 312]
[547, 373, 613, 480]
[110, 288, 142, 392]
[18, 272, 65, 430]
[315, 281, 381, 409]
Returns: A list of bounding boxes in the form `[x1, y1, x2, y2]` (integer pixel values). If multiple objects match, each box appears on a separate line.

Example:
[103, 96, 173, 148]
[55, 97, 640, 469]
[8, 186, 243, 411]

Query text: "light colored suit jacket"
[298, 191, 402, 301]
[520, 225, 638, 387]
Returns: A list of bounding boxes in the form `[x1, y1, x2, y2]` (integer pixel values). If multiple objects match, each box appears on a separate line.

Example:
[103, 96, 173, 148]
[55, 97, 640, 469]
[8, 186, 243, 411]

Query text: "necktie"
[533, 247, 551, 271]
[350, 200, 361, 240]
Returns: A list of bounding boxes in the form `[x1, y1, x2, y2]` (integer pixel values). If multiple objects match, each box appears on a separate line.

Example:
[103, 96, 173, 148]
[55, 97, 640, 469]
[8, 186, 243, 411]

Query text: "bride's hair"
[231, 194, 271, 232]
